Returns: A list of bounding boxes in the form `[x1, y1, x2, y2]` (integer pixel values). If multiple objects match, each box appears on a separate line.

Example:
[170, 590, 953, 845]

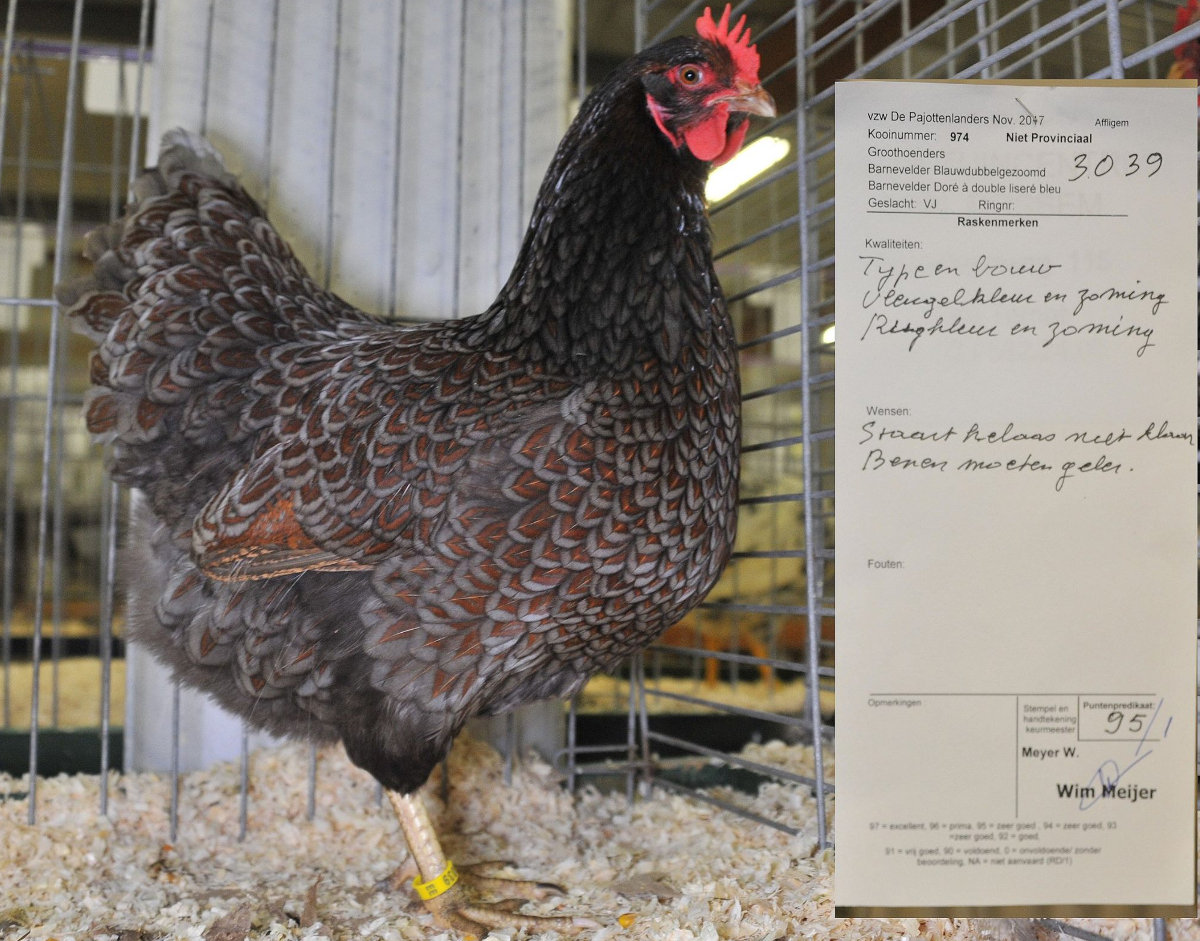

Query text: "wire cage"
[578, 0, 1200, 867]
[0, 0, 1196, 938]
[1, 0, 150, 786]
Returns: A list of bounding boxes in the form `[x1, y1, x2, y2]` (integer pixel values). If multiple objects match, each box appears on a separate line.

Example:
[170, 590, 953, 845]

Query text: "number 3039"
[1069, 152, 1162, 181]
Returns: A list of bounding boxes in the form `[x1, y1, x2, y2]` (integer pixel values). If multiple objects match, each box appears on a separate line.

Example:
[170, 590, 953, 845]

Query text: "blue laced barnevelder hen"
[59, 6, 773, 935]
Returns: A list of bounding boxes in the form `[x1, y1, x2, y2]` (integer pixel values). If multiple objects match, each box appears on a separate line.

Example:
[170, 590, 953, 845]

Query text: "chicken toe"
[387, 790, 596, 936]
[424, 883, 598, 938]
[457, 860, 565, 900]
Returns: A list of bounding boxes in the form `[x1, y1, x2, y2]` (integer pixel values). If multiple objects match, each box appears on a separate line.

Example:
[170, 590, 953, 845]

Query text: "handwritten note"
[834, 81, 1196, 916]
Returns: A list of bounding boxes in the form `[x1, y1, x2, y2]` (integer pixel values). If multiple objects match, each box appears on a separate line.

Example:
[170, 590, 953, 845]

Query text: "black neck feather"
[476, 52, 720, 377]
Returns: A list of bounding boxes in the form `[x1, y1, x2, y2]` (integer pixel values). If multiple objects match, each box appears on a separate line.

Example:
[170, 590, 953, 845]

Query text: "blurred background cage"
[0, 0, 1196, 931]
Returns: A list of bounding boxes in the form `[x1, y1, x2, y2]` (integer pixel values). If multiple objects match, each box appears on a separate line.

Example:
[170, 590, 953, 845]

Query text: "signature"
[1078, 697, 1169, 811]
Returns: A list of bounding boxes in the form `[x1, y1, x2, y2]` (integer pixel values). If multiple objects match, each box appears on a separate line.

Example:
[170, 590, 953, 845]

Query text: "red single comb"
[1175, 0, 1200, 33]
[696, 5, 761, 84]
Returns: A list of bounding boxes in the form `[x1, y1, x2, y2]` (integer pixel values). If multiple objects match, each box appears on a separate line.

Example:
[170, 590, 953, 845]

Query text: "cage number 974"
[1105, 710, 1146, 734]
[1068, 152, 1162, 181]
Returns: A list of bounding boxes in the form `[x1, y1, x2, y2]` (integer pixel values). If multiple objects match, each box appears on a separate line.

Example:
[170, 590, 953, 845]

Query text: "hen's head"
[640, 5, 776, 166]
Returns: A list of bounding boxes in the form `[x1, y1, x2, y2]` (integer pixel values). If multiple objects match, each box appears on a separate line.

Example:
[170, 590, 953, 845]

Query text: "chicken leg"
[387, 790, 596, 937]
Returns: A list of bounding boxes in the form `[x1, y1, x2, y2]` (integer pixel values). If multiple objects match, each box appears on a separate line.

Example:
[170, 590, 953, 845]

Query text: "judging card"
[834, 80, 1197, 916]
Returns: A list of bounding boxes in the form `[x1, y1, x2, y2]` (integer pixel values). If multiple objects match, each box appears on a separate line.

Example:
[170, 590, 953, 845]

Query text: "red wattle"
[681, 104, 730, 162]
[710, 119, 748, 167]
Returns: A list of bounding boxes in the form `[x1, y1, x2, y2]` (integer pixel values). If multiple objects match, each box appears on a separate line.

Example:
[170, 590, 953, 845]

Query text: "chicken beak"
[721, 82, 776, 118]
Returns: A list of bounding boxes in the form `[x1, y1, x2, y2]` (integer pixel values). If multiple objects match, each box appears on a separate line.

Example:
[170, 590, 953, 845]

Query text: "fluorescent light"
[705, 135, 790, 202]
[820, 324, 835, 347]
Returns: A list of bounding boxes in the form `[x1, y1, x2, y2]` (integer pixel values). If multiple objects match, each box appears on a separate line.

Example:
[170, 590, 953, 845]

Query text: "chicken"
[59, 5, 773, 935]
[1169, 0, 1200, 83]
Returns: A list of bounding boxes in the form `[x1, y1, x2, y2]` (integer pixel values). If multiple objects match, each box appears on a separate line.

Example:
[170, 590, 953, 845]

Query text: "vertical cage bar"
[974, 2, 993, 76]
[576, 0, 588, 102]
[304, 0, 348, 823]
[239, 731, 250, 840]
[97, 26, 127, 819]
[321, 0, 345, 294]
[451, 0, 468, 320]
[634, 654, 652, 796]
[1142, 0, 1157, 80]
[565, 694, 579, 792]
[516, 0, 529, 240]
[0, 0, 20, 733]
[167, 0, 220, 842]
[11, 61, 33, 725]
[30, 0, 86, 825]
[1029, 3, 1043, 80]
[49, 141, 75, 731]
[170, 683, 180, 840]
[386, 0, 408, 320]
[306, 745, 318, 821]
[129, 0, 152, 175]
[794, 0, 829, 851]
[110, 53, 126, 218]
[198, 0, 217, 136]
[262, 0, 282, 205]
[238, 0, 283, 836]
[1104, 0, 1125, 77]
[503, 712, 515, 786]
[1071, 0, 1084, 77]
[113, 0, 151, 822]
[945, 5, 957, 76]
[98, 28, 138, 799]
[625, 655, 640, 805]
[98, 479, 119, 816]
[854, 0, 864, 71]
[497, 0, 512, 286]
[0, 0, 14, 221]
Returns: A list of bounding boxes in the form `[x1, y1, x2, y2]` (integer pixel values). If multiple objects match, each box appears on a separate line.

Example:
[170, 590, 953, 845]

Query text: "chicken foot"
[387, 790, 596, 938]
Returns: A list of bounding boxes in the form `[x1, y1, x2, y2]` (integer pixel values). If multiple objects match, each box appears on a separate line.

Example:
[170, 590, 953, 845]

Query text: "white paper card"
[834, 80, 1197, 916]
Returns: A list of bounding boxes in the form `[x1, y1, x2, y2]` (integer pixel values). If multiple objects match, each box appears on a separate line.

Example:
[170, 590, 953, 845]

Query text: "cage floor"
[1, 735, 1195, 941]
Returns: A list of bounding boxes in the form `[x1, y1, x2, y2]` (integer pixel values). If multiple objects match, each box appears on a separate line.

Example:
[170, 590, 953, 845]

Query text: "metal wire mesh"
[0, 1, 1196, 935]
[0, 0, 566, 834]
[0, 0, 150, 824]
[567, 4, 1197, 936]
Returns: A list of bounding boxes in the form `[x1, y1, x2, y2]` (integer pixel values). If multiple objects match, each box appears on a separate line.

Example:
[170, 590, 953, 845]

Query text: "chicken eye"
[678, 65, 705, 86]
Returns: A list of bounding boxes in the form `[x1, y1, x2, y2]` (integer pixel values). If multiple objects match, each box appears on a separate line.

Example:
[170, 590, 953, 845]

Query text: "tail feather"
[159, 128, 234, 183]
[58, 130, 370, 529]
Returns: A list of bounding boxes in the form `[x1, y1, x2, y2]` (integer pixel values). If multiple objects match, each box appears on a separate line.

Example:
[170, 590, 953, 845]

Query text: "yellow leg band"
[413, 860, 459, 900]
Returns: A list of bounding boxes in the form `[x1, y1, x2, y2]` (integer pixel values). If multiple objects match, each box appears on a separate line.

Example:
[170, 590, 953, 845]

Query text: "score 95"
[1104, 710, 1147, 735]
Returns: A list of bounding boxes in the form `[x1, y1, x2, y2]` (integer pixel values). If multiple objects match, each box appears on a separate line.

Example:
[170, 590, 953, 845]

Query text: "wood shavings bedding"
[0, 736, 1194, 940]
